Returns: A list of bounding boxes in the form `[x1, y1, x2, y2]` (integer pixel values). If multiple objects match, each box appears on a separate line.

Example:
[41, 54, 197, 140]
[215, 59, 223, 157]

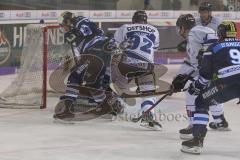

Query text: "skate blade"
[53, 118, 75, 124]
[100, 114, 114, 121]
[140, 123, 162, 131]
[181, 145, 201, 155]
[112, 114, 131, 122]
[180, 134, 193, 140]
[210, 127, 231, 131]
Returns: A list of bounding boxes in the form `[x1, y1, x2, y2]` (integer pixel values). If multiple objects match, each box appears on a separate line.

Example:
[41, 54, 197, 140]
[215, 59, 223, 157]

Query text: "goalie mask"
[58, 11, 75, 32]
[217, 21, 237, 40]
[132, 10, 148, 24]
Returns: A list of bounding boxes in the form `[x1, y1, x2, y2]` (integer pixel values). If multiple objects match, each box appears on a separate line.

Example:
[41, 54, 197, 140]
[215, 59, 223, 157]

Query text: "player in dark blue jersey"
[58, 12, 104, 54]
[181, 21, 240, 154]
[53, 11, 123, 121]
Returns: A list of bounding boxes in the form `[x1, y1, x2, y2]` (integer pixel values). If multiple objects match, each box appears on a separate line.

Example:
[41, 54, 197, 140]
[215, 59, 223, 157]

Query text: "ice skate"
[140, 112, 162, 131]
[181, 137, 203, 154]
[179, 125, 193, 140]
[53, 99, 76, 123]
[209, 120, 231, 131]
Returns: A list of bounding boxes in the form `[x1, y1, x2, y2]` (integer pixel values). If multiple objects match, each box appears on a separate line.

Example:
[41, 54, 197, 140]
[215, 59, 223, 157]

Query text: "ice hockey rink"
[0, 65, 240, 160]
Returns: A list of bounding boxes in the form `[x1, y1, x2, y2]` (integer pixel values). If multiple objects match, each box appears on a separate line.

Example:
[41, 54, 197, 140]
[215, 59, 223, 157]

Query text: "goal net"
[0, 24, 72, 109]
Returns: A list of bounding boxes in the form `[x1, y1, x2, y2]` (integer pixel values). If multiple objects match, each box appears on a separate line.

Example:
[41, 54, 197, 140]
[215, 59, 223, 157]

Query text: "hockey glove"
[172, 74, 189, 92]
[188, 80, 204, 95]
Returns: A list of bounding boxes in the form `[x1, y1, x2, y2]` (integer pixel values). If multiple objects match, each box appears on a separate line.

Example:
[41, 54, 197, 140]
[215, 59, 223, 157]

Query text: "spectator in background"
[196, 1, 222, 31]
[144, 0, 150, 10]
[189, 0, 199, 10]
[161, 0, 182, 10]
[40, 19, 44, 24]
[161, 0, 172, 10]
[144, 0, 154, 10]
[211, 0, 228, 11]
[172, 0, 181, 10]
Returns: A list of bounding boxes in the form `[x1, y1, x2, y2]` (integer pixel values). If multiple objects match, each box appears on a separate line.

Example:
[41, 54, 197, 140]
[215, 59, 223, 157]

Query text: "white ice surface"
[0, 65, 240, 160]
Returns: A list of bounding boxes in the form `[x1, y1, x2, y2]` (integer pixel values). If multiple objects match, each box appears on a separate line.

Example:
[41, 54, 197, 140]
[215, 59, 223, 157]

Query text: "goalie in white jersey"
[172, 14, 229, 139]
[114, 10, 161, 130]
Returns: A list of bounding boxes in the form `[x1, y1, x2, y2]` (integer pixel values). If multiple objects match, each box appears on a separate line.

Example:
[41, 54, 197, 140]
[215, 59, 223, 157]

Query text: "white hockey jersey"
[195, 16, 222, 31]
[114, 23, 159, 63]
[177, 25, 218, 76]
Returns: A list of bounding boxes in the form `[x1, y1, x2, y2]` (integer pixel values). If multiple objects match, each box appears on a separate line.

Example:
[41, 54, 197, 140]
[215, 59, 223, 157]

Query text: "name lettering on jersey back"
[213, 41, 240, 53]
[127, 26, 155, 33]
[202, 86, 218, 99]
[221, 42, 240, 48]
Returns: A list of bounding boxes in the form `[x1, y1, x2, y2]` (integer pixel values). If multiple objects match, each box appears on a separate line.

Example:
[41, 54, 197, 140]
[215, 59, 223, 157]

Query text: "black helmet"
[217, 21, 237, 39]
[132, 10, 147, 24]
[199, 1, 212, 12]
[176, 14, 196, 30]
[58, 11, 74, 26]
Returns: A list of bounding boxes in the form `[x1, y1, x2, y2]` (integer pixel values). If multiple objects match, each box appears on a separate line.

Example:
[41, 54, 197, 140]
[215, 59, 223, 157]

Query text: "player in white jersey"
[195, 1, 222, 31]
[114, 10, 161, 130]
[176, 2, 222, 53]
[172, 14, 230, 139]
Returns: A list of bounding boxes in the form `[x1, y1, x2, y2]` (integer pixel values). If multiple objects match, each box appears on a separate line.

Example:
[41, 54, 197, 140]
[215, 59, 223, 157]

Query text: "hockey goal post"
[0, 24, 72, 109]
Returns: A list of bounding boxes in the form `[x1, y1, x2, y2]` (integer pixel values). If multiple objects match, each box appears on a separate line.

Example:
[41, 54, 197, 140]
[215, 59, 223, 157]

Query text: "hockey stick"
[110, 82, 170, 98]
[130, 70, 195, 123]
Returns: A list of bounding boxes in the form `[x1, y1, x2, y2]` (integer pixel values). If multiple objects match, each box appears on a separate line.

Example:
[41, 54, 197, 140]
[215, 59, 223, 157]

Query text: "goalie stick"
[109, 82, 170, 98]
[157, 46, 177, 51]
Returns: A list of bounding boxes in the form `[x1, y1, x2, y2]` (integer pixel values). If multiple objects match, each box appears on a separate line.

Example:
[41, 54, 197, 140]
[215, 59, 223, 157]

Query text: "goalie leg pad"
[53, 99, 75, 120]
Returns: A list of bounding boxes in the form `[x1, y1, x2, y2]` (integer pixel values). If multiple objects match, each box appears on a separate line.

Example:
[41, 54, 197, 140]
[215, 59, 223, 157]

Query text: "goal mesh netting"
[0, 24, 72, 109]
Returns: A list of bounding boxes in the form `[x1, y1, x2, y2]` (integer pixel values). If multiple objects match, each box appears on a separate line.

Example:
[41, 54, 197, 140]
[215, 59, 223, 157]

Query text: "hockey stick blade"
[131, 88, 174, 123]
